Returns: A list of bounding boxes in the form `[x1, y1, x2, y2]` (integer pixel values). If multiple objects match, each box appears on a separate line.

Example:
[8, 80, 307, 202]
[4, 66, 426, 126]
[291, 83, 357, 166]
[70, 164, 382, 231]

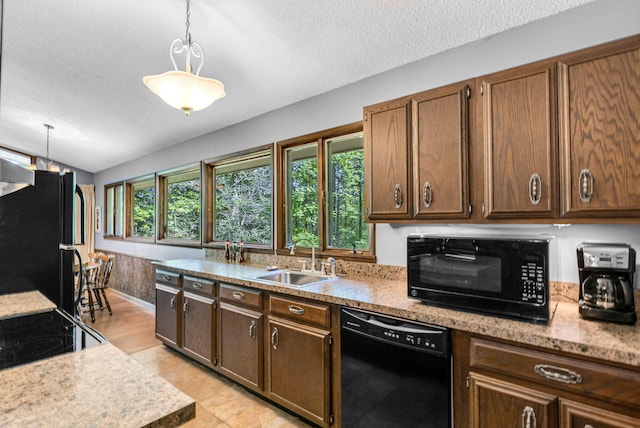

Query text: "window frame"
[157, 163, 203, 247]
[0, 146, 36, 168]
[203, 145, 274, 251]
[125, 174, 157, 243]
[104, 181, 125, 240]
[276, 122, 375, 262]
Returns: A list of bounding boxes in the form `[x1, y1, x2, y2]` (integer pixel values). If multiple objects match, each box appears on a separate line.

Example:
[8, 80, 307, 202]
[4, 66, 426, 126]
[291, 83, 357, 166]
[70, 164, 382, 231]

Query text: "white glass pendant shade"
[143, 70, 226, 115]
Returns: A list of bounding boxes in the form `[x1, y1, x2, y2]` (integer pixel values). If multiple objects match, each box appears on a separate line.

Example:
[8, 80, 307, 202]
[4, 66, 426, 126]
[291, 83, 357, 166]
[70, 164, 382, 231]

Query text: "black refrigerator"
[0, 169, 84, 315]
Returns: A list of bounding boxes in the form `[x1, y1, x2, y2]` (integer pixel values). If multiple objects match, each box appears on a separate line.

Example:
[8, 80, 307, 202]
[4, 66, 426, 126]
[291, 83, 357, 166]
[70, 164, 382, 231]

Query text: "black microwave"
[408, 235, 551, 323]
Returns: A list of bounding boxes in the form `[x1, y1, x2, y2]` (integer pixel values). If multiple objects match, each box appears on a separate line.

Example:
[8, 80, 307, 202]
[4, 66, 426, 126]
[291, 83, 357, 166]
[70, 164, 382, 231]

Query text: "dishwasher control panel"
[340, 307, 450, 357]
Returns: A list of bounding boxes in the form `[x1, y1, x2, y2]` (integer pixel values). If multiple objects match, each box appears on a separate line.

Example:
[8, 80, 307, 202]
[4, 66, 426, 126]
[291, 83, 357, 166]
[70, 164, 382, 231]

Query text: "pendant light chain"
[44, 124, 54, 165]
[185, 0, 191, 44]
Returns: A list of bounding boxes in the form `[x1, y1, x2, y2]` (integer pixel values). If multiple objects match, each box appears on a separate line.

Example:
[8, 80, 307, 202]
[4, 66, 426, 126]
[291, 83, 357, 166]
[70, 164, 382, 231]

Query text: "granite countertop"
[0, 291, 195, 427]
[0, 291, 56, 319]
[155, 258, 640, 368]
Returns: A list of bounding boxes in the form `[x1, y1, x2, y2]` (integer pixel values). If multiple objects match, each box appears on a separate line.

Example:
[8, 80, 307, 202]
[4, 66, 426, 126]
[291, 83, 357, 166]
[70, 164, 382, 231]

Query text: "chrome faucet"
[326, 257, 337, 277]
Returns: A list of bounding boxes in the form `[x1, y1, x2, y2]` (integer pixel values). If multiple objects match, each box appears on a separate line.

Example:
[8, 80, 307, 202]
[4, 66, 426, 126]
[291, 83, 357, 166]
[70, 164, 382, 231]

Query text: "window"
[0, 146, 34, 168]
[104, 182, 124, 238]
[126, 175, 155, 241]
[207, 149, 273, 246]
[278, 122, 373, 258]
[159, 166, 201, 243]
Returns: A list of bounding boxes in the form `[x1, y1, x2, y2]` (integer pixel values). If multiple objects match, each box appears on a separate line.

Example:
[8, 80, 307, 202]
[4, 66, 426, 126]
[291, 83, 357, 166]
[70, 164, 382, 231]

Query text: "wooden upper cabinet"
[364, 98, 411, 220]
[412, 82, 471, 219]
[481, 62, 558, 219]
[559, 36, 640, 218]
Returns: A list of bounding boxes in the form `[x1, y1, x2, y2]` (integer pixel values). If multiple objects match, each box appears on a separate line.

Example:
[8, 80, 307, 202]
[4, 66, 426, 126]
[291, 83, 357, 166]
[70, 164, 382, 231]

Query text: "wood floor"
[87, 289, 311, 428]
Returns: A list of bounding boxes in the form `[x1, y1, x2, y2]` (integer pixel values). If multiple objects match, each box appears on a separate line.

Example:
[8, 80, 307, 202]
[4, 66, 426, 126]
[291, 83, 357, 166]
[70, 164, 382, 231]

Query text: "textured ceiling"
[0, 0, 595, 173]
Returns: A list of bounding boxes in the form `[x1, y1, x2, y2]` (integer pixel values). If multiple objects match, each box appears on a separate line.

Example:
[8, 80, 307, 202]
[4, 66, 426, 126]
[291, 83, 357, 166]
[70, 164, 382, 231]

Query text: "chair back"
[95, 254, 114, 289]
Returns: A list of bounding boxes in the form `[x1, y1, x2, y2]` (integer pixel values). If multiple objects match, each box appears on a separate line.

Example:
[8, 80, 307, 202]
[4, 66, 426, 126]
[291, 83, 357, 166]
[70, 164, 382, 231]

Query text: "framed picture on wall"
[95, 206, 102, 233]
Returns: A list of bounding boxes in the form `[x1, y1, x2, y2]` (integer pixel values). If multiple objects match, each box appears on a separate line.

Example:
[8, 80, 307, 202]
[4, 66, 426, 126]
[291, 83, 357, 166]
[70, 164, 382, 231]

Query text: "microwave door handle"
[444, 252, 476, 261]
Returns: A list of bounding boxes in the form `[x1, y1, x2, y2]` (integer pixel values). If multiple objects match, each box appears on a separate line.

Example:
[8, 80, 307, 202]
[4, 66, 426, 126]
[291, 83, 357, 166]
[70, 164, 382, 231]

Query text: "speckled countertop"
[155, 258, 640, 368]
[0, 291, 195, 428]
[0, 291, 56, 319]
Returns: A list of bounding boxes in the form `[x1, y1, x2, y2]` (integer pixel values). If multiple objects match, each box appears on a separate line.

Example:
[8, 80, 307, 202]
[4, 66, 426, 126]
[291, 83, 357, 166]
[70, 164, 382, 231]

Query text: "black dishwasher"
[340, 307, 451, 427]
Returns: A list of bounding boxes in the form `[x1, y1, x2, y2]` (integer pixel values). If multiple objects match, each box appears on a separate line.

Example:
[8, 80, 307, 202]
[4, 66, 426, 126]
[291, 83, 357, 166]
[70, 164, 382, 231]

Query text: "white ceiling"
[0, 0, 595, 174]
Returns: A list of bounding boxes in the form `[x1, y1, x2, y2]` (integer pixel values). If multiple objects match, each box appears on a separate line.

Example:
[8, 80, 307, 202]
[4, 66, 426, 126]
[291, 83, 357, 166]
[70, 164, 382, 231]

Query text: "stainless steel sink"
[249, 270, 334, 288]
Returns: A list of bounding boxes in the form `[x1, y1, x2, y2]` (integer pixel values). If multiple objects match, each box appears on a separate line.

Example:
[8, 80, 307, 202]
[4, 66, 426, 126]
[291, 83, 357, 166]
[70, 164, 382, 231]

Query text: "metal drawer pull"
[578, 168, 594, 202]
[271, 327, 279, 350]
[288, 305, 305, 316]
[423, 181, 432, 208]
[393, 184, 403, 208]
[183, 301, 189, 316]
[534, 364, 582, 384]
[170, 297, 176, 309]
[522, 406, 537, 428]
[162, 275, 171, 281]
[191, 282, 202, 289]
[249, 320, 256, 340]
[529, 173, 541, 205]
[232, 291, 245, 300]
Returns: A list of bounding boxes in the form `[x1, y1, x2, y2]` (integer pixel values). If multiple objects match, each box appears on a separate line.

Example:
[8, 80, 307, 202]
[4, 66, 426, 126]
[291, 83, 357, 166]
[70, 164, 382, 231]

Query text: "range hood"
[0, 158, 35, 197]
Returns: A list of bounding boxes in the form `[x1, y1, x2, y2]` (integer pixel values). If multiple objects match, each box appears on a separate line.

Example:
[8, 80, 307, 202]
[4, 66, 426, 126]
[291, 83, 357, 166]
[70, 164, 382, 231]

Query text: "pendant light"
[143, 0, 226, 116]
[43, 124, 61, 172]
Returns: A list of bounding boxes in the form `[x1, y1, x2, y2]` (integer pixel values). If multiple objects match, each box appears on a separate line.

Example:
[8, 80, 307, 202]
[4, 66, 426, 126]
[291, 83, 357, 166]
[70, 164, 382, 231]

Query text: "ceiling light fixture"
[143, 0, 226, 116]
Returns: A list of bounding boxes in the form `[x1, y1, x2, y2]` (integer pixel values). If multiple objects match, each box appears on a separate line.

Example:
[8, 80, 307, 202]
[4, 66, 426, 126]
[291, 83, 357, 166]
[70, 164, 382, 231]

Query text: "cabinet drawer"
[183, 276, 215, 295]
[269, 295, 330, 328]
[219, 283, 262, 309]
[155, 270, 181, 287]
[470, 337, 640, 408]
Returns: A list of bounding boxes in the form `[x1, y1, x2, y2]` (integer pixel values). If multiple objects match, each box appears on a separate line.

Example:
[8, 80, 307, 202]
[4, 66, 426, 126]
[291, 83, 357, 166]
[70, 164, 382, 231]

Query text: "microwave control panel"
[520, 260, 546, 303]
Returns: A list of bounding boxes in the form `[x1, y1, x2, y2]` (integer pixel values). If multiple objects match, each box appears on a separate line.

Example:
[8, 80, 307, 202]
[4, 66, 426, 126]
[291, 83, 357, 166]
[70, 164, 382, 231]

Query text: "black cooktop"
[0, 309, 105, 370]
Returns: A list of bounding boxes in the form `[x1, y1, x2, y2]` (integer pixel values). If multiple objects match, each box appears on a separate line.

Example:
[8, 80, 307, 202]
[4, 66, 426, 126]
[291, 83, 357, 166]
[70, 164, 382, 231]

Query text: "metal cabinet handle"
[162, 275, 171, 281]
[522, 406, 537, 428]
[271, 327, 279, 349]
[534, 364, 582, 384]
[423, 181, 432, 208]
[529, 173, 542, 205]
[192, 282, 202, 289]
[183, 301, 189, 316]
[393, 184, 403, 208]
[232, 291, 245, 300]
[249, 320, 256, 340]
[578, 168, 594, 202]
[170, 297, 176, 309]
[288, 305, 305, 316]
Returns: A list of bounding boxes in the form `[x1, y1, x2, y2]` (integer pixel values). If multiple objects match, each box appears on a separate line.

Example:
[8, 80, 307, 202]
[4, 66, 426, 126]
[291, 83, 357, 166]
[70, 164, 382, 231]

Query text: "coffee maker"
[577, 243, 637, 325]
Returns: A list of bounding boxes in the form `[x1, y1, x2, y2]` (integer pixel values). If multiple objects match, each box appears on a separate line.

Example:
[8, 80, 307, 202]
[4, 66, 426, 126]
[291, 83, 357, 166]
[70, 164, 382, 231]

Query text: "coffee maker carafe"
[577, 243, 637, 325]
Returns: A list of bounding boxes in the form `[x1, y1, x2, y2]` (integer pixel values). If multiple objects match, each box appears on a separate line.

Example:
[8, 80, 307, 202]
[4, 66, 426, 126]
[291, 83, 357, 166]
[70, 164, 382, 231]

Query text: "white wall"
[94, 0, 640, 284]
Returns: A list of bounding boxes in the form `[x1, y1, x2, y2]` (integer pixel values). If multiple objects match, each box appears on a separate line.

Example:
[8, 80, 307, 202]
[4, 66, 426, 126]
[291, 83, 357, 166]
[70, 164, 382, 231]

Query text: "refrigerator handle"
[75, 185, 86, 245]
[73, 247, 85, 312]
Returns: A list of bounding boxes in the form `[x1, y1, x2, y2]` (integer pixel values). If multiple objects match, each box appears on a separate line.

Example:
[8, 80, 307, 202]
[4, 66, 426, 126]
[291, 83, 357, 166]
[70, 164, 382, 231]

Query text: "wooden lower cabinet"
[460, 333, 640, 428]
[559, 399, 640, 428]
[218, 302, 263, 391]
[266, 316, 332, 427]
[182, 290, 216, 366]
[470, 372, 556, 427]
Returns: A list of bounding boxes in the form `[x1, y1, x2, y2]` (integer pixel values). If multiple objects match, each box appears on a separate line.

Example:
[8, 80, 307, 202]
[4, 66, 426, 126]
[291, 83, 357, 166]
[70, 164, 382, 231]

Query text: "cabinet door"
[155, 284, 181, 348]
[413, 82, 471, 219]
[469, 372, 557, 428]
[218, 302, 263, 391]
[364, 98, 411, 220]
[267, 317, 331, 427]
[481, 62, 558, 218]
[182, 291, 215, 365]
[560, 399, 640, 428]
[559, 37, 640, 217]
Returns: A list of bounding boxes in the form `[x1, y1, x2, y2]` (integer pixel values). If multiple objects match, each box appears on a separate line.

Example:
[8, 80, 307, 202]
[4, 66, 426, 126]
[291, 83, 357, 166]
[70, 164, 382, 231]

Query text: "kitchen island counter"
[154, 258, 640, 368]
[0, 291, 195, 427]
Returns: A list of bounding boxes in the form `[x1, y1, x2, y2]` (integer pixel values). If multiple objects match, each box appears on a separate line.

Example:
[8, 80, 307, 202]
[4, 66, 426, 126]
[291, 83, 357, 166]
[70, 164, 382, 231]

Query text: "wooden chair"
[90, 254, 114, 316]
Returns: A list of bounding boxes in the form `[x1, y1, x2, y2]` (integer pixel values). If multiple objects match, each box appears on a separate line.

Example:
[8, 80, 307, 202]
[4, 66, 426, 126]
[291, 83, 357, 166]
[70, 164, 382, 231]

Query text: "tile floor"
[89, 289, 312, 427]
